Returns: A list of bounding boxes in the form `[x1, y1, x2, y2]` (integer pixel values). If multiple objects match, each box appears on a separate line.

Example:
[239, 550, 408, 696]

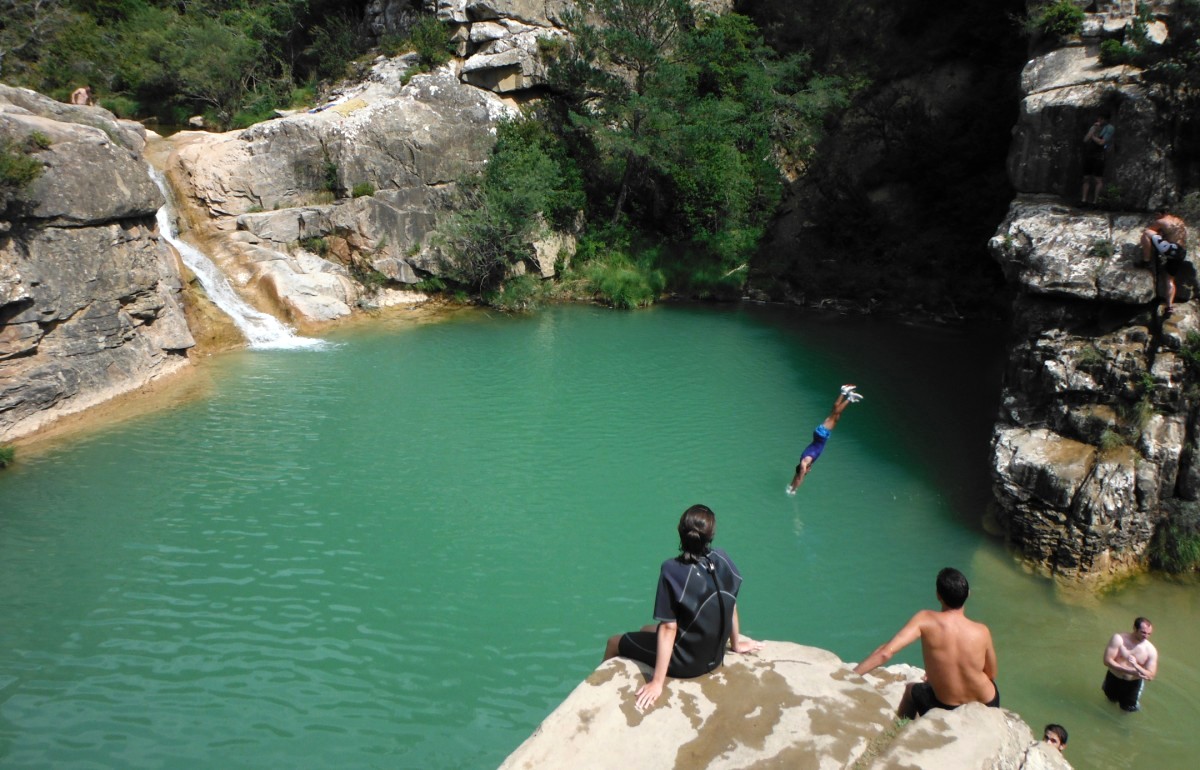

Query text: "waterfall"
[148, 166, 322, 350]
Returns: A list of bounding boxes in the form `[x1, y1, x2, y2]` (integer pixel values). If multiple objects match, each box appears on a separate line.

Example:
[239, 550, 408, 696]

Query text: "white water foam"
[148, 166, 323, 350]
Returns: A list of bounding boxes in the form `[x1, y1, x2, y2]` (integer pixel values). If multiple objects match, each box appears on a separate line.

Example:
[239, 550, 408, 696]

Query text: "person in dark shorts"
[1102, 617, 1157, 712]
[1141, 211, 1189, 317]
[853, 567, 999, 719]
[603, 504, 763, 712]
[787, 384, 862, 494]
[1080, 113, 1114, 206]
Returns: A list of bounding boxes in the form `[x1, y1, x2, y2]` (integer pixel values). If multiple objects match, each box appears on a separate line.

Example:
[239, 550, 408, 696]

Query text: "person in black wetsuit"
[603, 504, 763, 711]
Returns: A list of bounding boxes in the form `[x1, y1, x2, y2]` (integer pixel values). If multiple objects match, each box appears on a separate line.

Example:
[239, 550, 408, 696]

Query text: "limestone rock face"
[1008, 43, 1177, 210]
[0, 86, 193, 442]
[987, 5, 1199, 583]
[500, 642, 1069, 770]
[165, 63, 516, 324]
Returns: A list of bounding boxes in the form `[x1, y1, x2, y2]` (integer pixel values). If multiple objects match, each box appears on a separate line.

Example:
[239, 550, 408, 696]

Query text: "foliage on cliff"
[439, 3, 854, 307]
[0, 133, 47, 215]
[0, 0, 390, 128]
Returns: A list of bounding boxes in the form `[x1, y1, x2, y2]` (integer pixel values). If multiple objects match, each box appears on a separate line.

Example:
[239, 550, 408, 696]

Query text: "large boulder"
[500, 642, 1069, 770]
[0, 86, 193, 442]
[165, 62, 516, 325]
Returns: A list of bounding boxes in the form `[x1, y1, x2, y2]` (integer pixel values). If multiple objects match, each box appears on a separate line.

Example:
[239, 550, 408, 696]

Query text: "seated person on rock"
[603, 504, 763, 712]
[1141, 210, 1189, 317]
[853, 567, 999, 718]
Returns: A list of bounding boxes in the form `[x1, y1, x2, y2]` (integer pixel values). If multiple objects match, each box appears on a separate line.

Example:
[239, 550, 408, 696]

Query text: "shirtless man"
[853, 567, 999, 718]
[69, 85, 93, 106]
[1102, 616, 1157, 712]
[1141, 211, 1189, 317]
[786, 384, 862, 495]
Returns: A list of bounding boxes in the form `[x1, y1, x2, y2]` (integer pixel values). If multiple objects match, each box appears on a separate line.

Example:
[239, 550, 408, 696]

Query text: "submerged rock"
[500, 642, 1068, 769]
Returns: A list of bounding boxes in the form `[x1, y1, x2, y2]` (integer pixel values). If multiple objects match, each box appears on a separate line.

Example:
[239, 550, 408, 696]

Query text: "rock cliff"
[0, 85, 194, 443]
[500, 642, 1071, 770]
[986, 1, 1200, 582]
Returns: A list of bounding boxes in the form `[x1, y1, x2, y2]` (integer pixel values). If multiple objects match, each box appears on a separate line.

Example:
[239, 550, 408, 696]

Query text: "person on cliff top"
[1141, 210, 1189, 318]
[786, 384, 862, 495]
[69, 85, 94, 106]
[1102, 616, 1157, 712]
[603, 504, 763, 712]
[1043, 724, 1068, 753]
[1080, 112, 1114, 207]
[853, 567, 999, 718]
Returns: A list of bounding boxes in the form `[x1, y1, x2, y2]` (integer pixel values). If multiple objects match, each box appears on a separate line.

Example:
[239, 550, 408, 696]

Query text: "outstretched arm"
[635, 621, 677, 711]
[854, 613, 923, 676]
[728, 605, 764, 654]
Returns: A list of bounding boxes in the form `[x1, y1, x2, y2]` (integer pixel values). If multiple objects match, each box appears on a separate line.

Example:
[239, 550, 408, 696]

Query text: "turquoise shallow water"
[0, 304, 1196, 769]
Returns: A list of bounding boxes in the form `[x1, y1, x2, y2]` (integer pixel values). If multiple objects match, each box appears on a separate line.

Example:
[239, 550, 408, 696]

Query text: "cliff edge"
[500, 642, 1069, 770]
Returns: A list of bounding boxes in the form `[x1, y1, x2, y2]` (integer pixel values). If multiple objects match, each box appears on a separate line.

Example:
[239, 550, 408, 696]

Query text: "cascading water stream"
[148, 165, 322, 350]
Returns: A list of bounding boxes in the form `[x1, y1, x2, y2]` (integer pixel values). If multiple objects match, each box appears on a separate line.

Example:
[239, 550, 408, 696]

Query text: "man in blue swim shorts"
[787, 384, 862, 494]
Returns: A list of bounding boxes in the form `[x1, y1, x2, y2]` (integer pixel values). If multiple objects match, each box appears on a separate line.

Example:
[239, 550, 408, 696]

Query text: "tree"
[555, 7, 855, 295]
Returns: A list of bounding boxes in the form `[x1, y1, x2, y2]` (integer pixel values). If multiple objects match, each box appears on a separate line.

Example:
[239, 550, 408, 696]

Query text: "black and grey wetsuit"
[618, 548, 742, 678]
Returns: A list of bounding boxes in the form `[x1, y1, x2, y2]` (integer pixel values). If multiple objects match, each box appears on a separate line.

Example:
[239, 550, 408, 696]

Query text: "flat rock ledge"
[500, 642, 1070, 770]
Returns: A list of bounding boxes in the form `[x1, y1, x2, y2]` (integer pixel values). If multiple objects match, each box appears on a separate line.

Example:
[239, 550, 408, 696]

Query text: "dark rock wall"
[741, 0, 1028, 319]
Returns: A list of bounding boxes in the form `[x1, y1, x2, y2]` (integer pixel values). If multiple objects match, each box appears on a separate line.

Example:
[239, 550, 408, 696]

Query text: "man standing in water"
[786, 384, 862, 495]
[853, 567, 999, 718]
[1102, 617, 1157, 712]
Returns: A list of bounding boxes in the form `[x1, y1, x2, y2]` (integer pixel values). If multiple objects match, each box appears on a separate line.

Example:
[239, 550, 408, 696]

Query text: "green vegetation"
[1030, 1, 1086, 39]
[0, 444, 13, 468]
[435, 114, 584, 293]
[1149, 513, 1200, 573]
[430, 3, 852, 310]
[1088, 239, 1114, 259]
[1, 135, 47, 212]
[299, 236, 329, 256]
[351, 182, 375, 198]
[0, 0, 427, 129]
[1099, 428, 1128, 451]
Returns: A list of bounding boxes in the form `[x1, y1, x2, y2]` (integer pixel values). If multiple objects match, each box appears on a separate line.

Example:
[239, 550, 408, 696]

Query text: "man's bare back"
[853, 568, 998, 718]
[914, 608, 997, 706]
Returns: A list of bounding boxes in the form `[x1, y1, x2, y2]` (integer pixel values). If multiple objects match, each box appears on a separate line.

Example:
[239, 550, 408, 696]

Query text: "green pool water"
[0, 304, 1196, 769]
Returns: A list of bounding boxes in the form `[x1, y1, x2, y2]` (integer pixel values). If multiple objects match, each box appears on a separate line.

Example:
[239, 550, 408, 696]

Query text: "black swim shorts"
[909, 680, 1000, 716]
[1103, 670, 1143, 712]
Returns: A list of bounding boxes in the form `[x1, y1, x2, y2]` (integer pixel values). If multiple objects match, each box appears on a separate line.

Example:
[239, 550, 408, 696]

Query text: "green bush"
[488, 273, 548, 312]
[1099, 428, 1128, 451]
[352, 182, 376, 198]
[1149, 518, 1200, 573]
[1034, 1, 1086, 39]
[1, 138, 45, 209]
[299, 236, 329, 255]
[1089, 239, 1114, 259]
[1099, 39, 1134, 66]
[0, 445, 13, 468]
[585, 254, 665, 309]
[99, 95, 142, 119]
[410, 16, 453, 70]
[321, 159, 339, 194]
